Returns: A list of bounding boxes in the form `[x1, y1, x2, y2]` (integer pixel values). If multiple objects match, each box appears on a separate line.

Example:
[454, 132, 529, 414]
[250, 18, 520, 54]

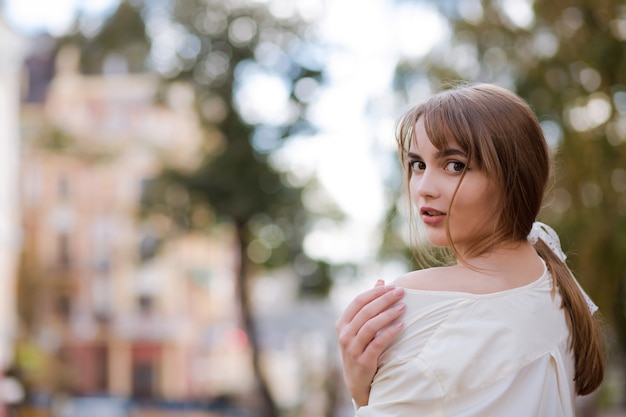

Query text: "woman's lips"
[421, 207, 446, 226]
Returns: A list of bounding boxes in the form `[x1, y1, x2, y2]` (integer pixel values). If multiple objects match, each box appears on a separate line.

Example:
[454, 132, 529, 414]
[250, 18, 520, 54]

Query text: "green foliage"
[45, 127, 75, 150]
[140, 0, 326, 296]
[57, 0, 149, 73]
[298, 259, 333, 298]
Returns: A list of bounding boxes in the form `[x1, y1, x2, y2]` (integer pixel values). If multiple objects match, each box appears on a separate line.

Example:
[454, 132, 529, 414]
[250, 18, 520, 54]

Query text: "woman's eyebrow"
[435, 148, 467, 159]
[408, 149, 467, 160]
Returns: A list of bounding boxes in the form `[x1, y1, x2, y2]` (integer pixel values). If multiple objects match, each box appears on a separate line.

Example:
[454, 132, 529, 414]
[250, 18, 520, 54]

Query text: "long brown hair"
[396, 82, 604, 395]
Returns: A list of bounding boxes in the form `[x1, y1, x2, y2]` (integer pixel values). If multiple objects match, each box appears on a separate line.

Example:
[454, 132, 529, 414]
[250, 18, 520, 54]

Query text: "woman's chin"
[425, 234, 450, 248]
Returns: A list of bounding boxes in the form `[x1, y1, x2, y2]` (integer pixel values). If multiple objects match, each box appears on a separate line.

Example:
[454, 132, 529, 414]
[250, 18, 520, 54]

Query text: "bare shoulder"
[392, 254, 545, 294]
[392, 266, 460, 291]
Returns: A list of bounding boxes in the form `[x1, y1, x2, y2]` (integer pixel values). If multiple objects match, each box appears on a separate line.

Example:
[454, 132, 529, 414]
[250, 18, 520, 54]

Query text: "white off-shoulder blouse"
[356, 262, 576, 417]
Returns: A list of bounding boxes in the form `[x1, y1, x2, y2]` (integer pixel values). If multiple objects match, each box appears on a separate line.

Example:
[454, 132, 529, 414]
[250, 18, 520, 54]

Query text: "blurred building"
[15, 40, 343, 417]
[17, 44, 255, 404]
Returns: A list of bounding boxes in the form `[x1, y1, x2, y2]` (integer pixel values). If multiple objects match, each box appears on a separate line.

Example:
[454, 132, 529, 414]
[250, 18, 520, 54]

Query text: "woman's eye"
[446, 161, 466, 173]
[410, 161, 426, 171]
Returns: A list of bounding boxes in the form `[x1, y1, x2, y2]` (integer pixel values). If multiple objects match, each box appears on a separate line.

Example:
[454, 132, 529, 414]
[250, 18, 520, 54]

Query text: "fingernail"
[393, 288, 404, 297]
[395, 303, 406, 312]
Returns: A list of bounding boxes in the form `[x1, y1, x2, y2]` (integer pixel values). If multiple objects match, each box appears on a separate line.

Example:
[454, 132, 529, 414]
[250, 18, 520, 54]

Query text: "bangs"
[423, 103, 468, 154]
[396, 100, 462, 154]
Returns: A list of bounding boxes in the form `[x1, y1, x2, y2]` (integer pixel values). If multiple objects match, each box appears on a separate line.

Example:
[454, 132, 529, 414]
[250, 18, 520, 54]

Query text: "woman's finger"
[335, 282, 405, 371]
[336, 284, 396, 332]
[338, 289, 405, 362]
[352, 298, 405, 354]
[361, 316, 405, 364]
[348, 287, 405, 338]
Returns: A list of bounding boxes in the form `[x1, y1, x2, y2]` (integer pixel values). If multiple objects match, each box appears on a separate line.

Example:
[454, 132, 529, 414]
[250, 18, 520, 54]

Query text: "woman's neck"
[455, 240, 541, 276]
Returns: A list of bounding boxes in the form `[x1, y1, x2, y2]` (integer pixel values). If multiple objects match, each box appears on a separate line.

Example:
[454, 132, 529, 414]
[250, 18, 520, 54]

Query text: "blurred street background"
[0, 0, 624, 416]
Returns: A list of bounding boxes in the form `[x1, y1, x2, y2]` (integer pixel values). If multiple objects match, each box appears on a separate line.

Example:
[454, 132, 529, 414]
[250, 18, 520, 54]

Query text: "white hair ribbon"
[528, 221, 598, 314]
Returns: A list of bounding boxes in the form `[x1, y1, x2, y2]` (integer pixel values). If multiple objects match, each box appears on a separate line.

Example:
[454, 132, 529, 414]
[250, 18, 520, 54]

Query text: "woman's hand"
[335, 280, 405, 408]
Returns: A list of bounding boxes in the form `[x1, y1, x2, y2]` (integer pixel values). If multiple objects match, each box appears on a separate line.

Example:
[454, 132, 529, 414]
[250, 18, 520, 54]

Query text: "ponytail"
[534, 238, 604, 395]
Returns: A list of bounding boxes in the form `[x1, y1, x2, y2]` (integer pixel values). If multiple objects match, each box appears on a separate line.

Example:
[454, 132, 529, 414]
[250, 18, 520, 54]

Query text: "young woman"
[335, 83, 604, 416]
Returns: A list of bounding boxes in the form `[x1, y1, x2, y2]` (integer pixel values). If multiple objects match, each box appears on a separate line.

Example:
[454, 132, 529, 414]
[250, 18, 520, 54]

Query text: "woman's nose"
[413, 169, 440, 199]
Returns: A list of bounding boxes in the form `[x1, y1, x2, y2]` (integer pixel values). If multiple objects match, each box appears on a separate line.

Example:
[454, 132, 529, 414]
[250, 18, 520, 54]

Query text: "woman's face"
[408, 118, 499, 252]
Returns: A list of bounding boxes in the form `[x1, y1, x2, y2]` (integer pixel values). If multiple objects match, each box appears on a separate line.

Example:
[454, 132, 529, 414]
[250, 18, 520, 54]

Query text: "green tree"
[138, 1, 326, 416]
[58, 0, 149, 73]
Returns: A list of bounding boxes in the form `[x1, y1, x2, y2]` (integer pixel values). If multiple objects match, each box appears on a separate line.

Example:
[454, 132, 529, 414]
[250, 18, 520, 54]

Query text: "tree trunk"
[234, 220, 279, 417]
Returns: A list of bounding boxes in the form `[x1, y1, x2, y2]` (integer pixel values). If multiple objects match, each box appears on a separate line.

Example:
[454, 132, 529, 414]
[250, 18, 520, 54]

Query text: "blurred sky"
[2, 0, 119, 35]
[2, 0, 447, 266]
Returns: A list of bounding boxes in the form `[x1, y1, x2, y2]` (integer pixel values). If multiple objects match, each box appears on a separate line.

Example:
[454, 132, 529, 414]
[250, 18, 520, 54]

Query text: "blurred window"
[132, 363, 155, 399]
[137, 295, 154, 314]
[57, 294, 71, 319]
[58, 233, 71, 268]
[58, 175, 70, 200]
